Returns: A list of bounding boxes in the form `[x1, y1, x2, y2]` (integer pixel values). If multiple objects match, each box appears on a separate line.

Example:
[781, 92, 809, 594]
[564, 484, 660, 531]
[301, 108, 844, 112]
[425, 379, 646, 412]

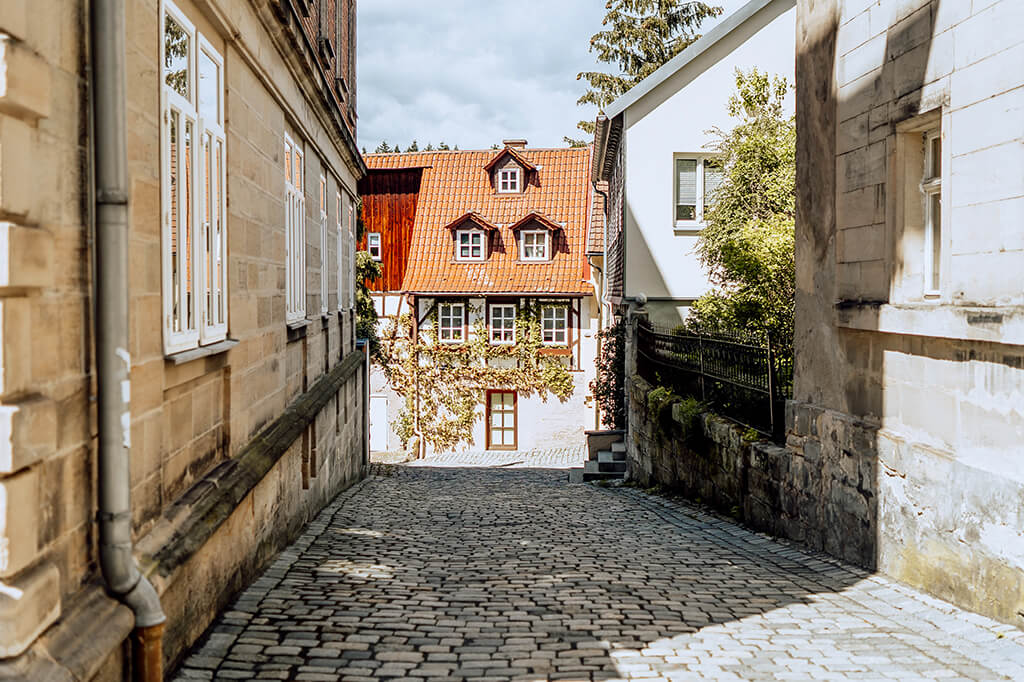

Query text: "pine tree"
[374, 140, 392, 154]
[425, 143, 435, 151]
[576, 0, 722, 133]
[406, 140, 419, 152]
[438, 141, 450, 151]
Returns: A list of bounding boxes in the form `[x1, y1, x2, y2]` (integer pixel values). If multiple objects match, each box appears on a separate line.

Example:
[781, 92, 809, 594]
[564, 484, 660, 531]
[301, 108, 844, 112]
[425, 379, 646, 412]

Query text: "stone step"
[610, 441, 626, 453]
[582, 471, 625, 482]
[597, 450, 626, 463]
[585, 460, 627, 474]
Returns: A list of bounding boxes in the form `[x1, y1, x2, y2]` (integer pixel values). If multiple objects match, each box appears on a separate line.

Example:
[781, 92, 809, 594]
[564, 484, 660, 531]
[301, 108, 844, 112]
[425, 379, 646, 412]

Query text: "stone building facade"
[794, 0, 1024, 625]
[0, 0, 366, 678]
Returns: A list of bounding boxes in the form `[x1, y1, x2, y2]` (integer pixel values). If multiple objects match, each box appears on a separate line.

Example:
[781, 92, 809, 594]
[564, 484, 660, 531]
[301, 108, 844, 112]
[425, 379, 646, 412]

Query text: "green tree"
[374, 140, 392, 154]
[356, 251, 381, 356]
[564, 136, 589, 148]
[690, 68, 795, 347]
[424, 142, 435, 151]
[438, 141, 450, 151]
[406, 140, 419, 152]
[576, 0, 722, 133]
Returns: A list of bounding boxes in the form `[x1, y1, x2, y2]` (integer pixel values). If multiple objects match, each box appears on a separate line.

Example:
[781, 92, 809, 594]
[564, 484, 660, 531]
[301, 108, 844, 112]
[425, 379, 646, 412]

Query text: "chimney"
[502, 139, 527, 149]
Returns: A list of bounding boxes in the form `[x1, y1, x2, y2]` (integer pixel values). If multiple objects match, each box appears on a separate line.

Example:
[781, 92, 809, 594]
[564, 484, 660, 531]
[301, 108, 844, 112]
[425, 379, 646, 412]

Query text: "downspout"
[91, 0, 167, 678]
[586, 254, 604, 430]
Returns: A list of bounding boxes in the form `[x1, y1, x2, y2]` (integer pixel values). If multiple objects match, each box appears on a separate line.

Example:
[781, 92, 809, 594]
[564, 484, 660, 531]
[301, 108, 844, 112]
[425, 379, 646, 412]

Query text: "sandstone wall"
[0, 0, 368, 677]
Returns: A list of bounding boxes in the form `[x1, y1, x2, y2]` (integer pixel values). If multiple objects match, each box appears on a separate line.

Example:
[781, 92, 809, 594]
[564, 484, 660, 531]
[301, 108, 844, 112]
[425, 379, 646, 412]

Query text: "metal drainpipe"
[586, 254, 604, 430]
[91, 0, 167, 679]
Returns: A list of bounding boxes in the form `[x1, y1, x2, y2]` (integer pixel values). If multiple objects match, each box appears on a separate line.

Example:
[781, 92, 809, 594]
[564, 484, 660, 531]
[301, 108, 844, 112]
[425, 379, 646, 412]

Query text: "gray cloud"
[357, 0, 606, 151]
[356, 0, 751, 152]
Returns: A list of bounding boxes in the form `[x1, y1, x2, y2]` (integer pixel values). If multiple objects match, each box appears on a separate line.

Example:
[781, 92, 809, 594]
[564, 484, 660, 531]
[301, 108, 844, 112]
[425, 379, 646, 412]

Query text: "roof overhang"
[602, 0, 794, 122]
[591, 114, 623, 184]
[508, 212, 564, 233]
[442, 211, 500, 232]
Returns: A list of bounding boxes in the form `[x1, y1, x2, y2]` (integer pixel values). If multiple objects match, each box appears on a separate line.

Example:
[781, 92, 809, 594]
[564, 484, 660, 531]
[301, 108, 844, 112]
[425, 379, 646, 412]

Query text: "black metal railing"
[635, 318, 792, 439]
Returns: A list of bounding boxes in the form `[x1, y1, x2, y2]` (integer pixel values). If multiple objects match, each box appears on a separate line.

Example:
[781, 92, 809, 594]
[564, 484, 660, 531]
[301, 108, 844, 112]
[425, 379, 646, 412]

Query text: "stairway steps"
[597, 451, 626, 463]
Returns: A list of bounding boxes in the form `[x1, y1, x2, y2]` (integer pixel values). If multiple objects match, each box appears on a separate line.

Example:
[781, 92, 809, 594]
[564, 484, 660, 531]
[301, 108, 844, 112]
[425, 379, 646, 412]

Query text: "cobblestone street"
[175, 466, 1024, 681]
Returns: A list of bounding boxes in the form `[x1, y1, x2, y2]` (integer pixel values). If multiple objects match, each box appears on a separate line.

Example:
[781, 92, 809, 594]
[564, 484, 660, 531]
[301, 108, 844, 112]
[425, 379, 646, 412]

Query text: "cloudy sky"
[356, 0, 749, 152]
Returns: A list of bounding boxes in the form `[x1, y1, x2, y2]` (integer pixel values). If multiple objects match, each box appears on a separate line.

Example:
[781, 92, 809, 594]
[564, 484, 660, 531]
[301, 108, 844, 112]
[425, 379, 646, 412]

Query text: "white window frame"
[456, 229, 485, 261]
[922, 130, 942, 297]
[284, 132, 306, 324]
[489, 304, 516, 345]
[160, 0, 228, 355]
[438, 302, 465, 343]
[368, 232, 382, 261]
[541, 305, 568, 346]
[520, 230, 549, 261]
[498, 167, 520, 193]
[319, 174, 329, 315]
[673, 154, 723, 229]
[347, 199, 356, 309]
[342, 189, 350, 311]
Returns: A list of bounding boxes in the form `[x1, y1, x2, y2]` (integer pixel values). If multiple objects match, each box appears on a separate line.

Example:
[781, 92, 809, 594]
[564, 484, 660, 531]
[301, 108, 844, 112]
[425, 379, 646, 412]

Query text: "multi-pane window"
[922, 131, 942, 295]
[456, 230, 485, 260]
[161, 0, 227, 354]
[438, 302, 465, 343]
[368, 232, 381, 261]
[541, 305, 568, 345]
[675, 156, 723, 225]
[284, 133, 305, 323]
[347, 201, 356, 309]
[490, 304, 516, 344]
[520, 230, 548, 261]
[498, 168, 520, 193]
[319, 174, 328, 315]
[342, 191, 350, 311]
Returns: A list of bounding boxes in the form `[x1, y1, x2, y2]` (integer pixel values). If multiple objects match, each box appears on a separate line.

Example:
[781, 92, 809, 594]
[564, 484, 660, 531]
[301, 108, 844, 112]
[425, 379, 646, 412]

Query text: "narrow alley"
[175, 465, 1024, 681]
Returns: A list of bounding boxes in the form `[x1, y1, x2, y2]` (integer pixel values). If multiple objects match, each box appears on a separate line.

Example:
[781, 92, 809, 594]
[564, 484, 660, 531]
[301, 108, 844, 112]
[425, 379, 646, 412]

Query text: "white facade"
[369, 293, 599, 455]
[600, 0, 796, 326]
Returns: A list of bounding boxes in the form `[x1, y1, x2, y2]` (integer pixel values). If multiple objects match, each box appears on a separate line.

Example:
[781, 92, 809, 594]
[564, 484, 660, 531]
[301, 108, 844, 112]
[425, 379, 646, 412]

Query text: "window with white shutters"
[284, 133, 305, 323]
[161, 0, 227, 354]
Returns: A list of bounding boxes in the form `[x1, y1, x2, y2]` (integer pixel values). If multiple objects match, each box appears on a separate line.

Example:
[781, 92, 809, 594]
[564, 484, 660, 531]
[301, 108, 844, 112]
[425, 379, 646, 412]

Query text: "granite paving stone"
[173, 464, 1024, 681]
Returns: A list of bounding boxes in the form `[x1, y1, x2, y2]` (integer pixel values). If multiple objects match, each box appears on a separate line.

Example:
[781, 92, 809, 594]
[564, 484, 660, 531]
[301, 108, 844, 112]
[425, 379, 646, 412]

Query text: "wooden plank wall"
[357, 168, 423, 291]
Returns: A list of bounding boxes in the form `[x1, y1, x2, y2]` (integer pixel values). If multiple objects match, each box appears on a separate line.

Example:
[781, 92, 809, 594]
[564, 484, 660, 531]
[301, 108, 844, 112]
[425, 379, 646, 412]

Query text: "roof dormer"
[484, 143, 537, 194]
[443, 212, 499, 261]
[510, 212, 563, 262]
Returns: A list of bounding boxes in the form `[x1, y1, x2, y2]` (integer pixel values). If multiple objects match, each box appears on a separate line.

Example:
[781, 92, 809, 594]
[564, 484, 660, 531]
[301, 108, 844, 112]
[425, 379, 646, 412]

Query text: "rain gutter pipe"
[91, 0, 167, 678]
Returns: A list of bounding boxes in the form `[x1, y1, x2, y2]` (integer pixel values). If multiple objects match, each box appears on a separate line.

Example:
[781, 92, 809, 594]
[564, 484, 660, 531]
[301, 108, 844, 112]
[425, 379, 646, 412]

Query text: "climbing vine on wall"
[376, 303, 575, 453]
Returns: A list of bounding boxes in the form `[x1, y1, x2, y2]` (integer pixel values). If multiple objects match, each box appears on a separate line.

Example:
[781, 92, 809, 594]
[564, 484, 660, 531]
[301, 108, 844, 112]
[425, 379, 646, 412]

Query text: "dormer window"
[520, 230, 549, 261]
[498, 168, 520, 193]
[456, 229, 485, 261]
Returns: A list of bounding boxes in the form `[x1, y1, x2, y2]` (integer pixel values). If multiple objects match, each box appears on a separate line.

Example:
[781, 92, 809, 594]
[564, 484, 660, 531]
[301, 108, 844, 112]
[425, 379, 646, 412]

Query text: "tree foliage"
[576, 0, 722, 133]
[690, 68, 795, 347]
[377, 305, 574, 453]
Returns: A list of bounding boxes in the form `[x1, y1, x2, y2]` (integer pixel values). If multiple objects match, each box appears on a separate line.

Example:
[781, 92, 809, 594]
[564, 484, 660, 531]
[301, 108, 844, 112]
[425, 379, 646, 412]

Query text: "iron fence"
[635, 318, 793, 439]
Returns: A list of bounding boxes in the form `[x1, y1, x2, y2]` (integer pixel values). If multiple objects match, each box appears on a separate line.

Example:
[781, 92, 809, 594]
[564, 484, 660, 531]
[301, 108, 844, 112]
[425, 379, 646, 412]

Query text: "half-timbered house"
[360, 141, 601, 454]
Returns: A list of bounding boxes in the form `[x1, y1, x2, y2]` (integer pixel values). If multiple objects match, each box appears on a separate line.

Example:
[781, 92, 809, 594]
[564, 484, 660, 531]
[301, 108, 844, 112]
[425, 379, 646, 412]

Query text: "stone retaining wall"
[626, 375, 877, 569]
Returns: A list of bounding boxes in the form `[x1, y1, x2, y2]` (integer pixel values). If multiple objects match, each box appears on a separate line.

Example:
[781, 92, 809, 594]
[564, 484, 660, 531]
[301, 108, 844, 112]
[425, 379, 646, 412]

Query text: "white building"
[360, 143, 601, 455]
[593, 0, 797, 326]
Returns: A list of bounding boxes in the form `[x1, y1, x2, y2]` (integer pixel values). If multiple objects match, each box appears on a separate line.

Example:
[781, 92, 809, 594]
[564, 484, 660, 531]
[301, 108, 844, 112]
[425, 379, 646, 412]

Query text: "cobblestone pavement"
[404, 446, 587, 469]
[175, 467, 1024, 681]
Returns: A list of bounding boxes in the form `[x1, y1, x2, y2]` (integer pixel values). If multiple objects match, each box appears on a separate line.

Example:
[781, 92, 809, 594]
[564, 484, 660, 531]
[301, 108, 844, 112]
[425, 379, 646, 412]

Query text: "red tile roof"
[364, 147, 594, 295]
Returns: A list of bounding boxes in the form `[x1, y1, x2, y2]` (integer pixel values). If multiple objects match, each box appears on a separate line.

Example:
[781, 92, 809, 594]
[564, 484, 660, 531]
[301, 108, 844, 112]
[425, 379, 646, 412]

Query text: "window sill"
[165, 339, 239, 366]
[836, 301, 1024, 346]
[287, 319, 311, 342]
[673, 223, 706, 235]
[539, 346, 572, 357]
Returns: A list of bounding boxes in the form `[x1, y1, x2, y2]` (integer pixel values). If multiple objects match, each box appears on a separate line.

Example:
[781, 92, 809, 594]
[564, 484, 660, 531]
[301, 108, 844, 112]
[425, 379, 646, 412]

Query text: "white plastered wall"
[622, 4, 796, 325]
